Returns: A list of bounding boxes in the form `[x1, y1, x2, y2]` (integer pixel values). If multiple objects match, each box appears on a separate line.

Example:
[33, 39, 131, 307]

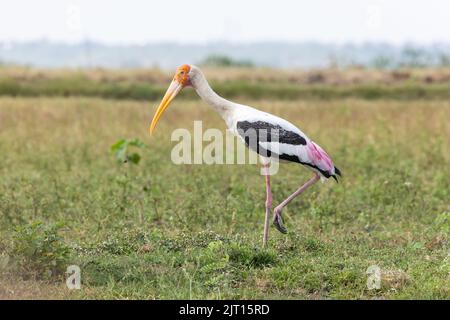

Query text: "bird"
[149, 64, 341, 247]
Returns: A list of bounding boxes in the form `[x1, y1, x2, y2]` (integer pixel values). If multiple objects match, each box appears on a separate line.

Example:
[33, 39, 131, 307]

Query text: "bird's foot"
[273, 211, 287, 234]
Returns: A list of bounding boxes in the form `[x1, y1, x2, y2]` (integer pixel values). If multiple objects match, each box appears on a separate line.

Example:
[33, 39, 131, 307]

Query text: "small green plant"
[11, 221, 70, 279]
[111, 138, 146, 165]
[110, 138, 147, 217]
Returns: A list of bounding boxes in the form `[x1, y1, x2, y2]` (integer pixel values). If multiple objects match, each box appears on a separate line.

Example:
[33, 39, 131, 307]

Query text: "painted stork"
[149, 64, 341, 247]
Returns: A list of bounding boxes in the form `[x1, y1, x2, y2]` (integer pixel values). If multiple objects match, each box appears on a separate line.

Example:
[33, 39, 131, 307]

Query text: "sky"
[1, 0, 449, 45]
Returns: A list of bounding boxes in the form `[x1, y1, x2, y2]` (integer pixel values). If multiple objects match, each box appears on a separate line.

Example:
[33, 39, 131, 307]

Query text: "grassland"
[2, 66, 450, 101]
[0, 92, 448, 299]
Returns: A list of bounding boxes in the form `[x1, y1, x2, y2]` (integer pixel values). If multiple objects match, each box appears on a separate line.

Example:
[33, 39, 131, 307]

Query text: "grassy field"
[0, 94, 448, 299]
[3, 66, 450, 101]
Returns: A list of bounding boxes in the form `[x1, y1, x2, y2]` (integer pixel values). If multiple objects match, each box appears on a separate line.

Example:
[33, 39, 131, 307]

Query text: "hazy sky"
[1, 0, 449, 44]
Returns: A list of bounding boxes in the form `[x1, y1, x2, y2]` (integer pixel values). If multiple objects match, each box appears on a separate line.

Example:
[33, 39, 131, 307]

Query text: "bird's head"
[149, 64, 192, 135]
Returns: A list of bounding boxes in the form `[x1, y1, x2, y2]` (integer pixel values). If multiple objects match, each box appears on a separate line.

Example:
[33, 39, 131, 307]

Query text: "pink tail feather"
[306, 141, 336, 177]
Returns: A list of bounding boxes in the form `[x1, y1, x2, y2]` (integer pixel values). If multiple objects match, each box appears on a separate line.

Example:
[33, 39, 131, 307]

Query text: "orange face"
[149, 64, 191, 135]
[174, 64, 191, 86]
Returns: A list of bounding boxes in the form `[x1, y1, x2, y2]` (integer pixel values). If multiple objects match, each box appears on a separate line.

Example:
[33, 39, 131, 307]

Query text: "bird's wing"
[234, 109, 337, 178]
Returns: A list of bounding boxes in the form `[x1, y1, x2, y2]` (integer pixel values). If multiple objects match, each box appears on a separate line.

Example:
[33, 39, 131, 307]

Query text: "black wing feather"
[236, 120, 342, 182]
[236, 121, 307, 145]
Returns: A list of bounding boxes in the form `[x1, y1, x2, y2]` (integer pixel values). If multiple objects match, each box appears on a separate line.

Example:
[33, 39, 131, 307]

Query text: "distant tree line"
[200, 55, 254, 68]
[370, 48, 450, 69]
[200, 51, 450, 70]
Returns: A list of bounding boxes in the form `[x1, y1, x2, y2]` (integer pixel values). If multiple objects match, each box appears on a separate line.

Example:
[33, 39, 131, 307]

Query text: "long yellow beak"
[149, 80, 183, 135]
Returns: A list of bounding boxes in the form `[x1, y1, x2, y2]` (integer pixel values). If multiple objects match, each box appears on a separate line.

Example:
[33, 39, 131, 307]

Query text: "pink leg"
[263, 165, 272, 248]
[273, 173, 320, 234]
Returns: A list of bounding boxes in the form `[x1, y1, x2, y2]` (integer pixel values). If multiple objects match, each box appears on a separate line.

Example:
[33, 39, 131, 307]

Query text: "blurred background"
[1, 0, 450, 69]
[2, 0, 450, 100]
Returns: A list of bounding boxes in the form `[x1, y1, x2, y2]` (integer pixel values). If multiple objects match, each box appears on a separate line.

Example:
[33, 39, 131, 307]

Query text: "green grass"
[2, 77, 450, 101]
[0, 97, 448, 299]
[2, 66, 450, 101]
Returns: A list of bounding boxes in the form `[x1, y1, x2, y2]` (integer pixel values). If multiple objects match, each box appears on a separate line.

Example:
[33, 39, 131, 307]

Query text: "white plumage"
[149, 64, 341, 247]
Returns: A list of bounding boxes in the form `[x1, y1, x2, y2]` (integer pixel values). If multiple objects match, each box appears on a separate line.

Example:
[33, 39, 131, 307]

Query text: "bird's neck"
[191, 73, 235, 125]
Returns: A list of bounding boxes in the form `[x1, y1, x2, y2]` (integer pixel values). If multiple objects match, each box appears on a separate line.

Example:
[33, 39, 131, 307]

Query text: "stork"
[149, 64, 341, 247]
